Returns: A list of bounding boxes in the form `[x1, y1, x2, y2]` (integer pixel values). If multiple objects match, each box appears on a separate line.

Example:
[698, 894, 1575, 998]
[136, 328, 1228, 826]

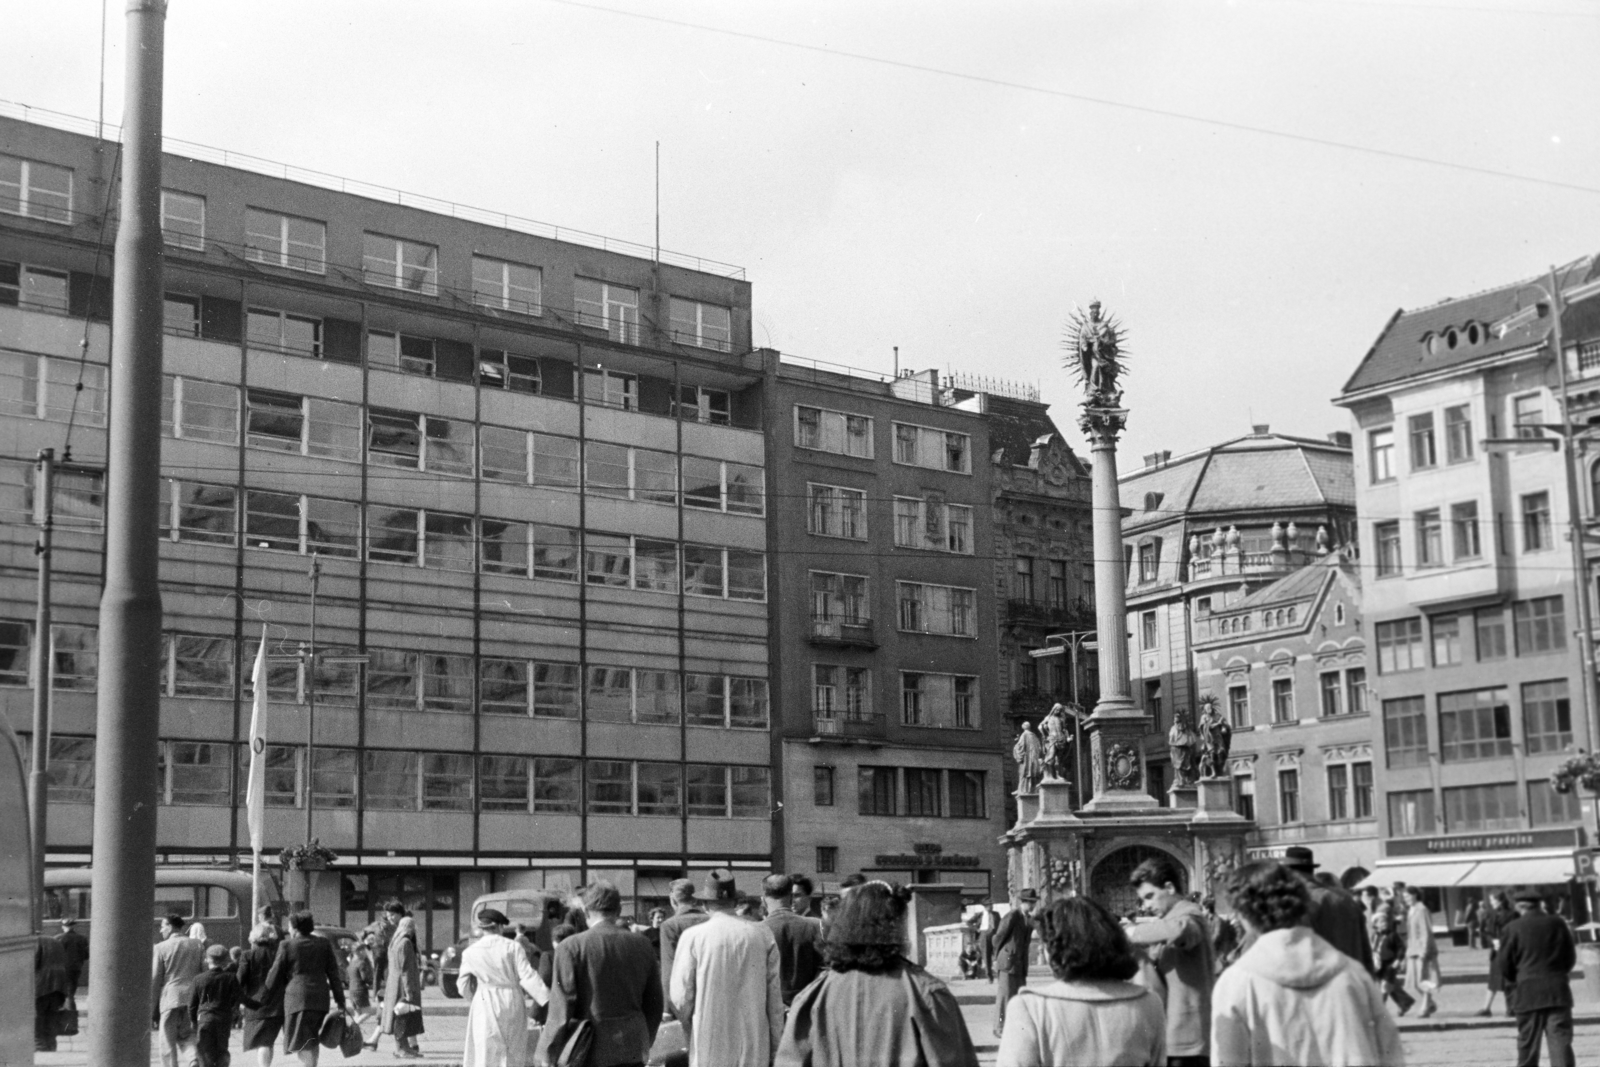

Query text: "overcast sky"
[6, 0, 1600, 462]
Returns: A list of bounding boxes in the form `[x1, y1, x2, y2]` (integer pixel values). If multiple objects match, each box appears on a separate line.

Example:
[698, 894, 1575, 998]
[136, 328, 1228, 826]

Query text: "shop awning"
[1456, 851, 1575, 887]
[1354, 860, 1479, 889]
[1356, 848, 1578, 889]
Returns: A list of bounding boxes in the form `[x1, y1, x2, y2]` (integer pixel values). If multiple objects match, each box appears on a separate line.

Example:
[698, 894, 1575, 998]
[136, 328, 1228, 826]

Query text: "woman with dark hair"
[1211, 863, 1403, 1066]
[775, 881, 977, 1067]
[1476, 890, 1516, 1017]
[236, 922, 285, 1067]
[997, 896, 1165, 1067]
[264, 911, 345, 1067]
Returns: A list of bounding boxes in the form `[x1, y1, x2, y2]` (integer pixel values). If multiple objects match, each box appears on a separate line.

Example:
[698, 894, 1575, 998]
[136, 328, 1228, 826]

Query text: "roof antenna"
[894, 346, 899, 378]
[653, 141, 660, 265]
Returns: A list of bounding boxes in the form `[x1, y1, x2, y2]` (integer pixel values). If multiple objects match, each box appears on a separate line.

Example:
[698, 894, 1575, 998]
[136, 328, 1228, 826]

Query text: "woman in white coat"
[1211, 862, 1404, 1067]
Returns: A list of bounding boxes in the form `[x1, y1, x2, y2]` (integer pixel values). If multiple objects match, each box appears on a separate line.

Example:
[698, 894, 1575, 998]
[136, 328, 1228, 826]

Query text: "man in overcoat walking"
[1500, 888, 1577, 1067]
[991, 887, 1036, 1038]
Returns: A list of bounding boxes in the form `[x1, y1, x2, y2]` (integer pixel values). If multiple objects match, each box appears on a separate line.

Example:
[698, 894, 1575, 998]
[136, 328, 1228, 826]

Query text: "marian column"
[1072, 302, 1158, 813]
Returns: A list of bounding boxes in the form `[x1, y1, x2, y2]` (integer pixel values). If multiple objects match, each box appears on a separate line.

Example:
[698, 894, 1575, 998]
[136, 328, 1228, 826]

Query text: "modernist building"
[1, 113, 776, 951]
[1191, 553, 1376, 883]
[766, 365, 1010, 897]
[1119, 429, 1358, 799]
[1336, 255, 1600, 920]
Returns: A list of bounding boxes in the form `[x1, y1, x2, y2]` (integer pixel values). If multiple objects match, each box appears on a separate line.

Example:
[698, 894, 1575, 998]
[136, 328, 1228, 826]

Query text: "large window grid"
[573, 279, 640, 345]
[896, 581, 975, 637]
[0, 154, 73, 222]
[472, 256, 542, 317]
[1523, 679, 1573, 754]
[245, 209, 327, 274]
[682, 456, 764, 515]
[587, 667, 681, 725]
[245, 389, 362, 462]
[900, 672, 978, 729]
[363, 233, 439, 295]
[1376, 618, 1425, 673]
[585, 442, 678, 504]
[0, 350, 107, 425]
[1444, 782, 1520, 833]
[892, 422, 971, 473]
[669, 298, 732, 352]
[160, 190, 205, 250]
[586, 760, 680, 816]
[684, 674, 769, 729]
[1438, 687, 1512, 762]
[892, 497, 973, 554]
[795, 406, 872, 458]
[1383, 696, 1428, 768]
[808, 484, 867, 540]
[1514, 596, 1566, 655]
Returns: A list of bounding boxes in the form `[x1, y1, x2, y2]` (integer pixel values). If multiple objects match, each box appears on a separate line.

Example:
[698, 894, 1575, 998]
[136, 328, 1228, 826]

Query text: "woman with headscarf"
[999, 896, 1166, 1067]
[381, 914, 425, 1059]
[775, 880, 977, 1067]
[236, 922, 284, 1067]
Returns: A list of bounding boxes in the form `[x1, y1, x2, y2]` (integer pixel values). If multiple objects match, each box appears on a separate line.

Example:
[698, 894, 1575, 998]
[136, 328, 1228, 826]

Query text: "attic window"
[1335, 604, 1346, 626]
[1144, 491, 1164, 512]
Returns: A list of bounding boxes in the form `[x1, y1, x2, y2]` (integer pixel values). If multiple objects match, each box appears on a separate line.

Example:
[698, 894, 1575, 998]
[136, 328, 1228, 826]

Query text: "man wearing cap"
[1500, 888, 1577, 1067]
[55, 917, 88, 995]
[1282, 846, 1373, 973]
[670, 869, 783, 1067]
[658, 877, 708, 1020]
[538, 881, 662, 1067]
[188, 944, 244, 1067]
[991, 887, 1037, 1038]
[458, 907, 548, 1067]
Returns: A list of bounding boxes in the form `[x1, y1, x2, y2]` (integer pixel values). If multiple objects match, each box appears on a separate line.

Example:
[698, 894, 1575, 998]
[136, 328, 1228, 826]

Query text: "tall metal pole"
[28, 448, 53, 914]
[87, 4, 167, 1065]
[301, 555, 320, 909]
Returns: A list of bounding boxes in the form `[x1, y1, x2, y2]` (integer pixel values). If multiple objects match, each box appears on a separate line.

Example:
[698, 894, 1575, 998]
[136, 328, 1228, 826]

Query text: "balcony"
[811, 710, 887, 742]
[1004, 597, 1094, 631]
[808, 616, 877, 649]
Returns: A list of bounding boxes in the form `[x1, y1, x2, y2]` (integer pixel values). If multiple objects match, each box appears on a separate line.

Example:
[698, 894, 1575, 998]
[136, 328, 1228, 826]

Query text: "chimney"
[1143, 450, 1172, 470]
[1251, 424, 1270, 436]
[1327, 431, 1352, 448]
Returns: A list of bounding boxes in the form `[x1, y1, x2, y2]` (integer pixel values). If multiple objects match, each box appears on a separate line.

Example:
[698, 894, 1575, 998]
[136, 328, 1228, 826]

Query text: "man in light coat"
[458, 908, 548, 1067]
[670, 869, 783, 1067]
[1125, 856, 1214, 1066]
[1402, 885, 1439, 1018]
[152, 912, 207, 1067]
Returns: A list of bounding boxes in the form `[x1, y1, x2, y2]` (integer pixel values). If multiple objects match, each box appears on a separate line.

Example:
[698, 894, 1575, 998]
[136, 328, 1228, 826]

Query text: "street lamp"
[1031, 629, 1098, 808]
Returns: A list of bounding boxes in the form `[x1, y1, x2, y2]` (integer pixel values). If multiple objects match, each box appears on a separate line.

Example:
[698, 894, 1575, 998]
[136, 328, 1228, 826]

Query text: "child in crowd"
[189, 943, 244, 1067]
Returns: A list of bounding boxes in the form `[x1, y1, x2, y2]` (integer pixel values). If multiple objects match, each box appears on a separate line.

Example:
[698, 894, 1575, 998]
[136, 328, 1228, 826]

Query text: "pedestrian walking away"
[265, 909, 347, 1066]
[1478, 891, 1517, 1017]
[152, 912, 207, 1067]
[55, 916, 88, 994]
[669, 868, 784, 1067]
[1209, 862, 1403, 1067]
[996, 895, 1164, 1067]
[778, 880, 977, 1067]
[35, 933, 73, 1053]
[1282, 847, 1373, 974]
[344, 932, 379, 1048]
[238, 921, 287, 1066]
[458, 907, 550, 1067]
[1499, 887, 1577, 1067]
[381, 914, 426, 1058]
[190, 943, 245, 1067]
[991, 887, 1037, 1039]
[1124, 855, 1214, 1066]
[536, 880, 662, 1067]
[657, 877, 708, 1020]
[1367, 906, 1414, 1017]
[1402, 885, 1440, 1018]
[761, 872, 823, 1006]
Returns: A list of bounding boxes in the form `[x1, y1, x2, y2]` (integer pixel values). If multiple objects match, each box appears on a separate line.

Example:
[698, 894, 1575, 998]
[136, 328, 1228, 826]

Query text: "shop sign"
[874, 842, 982, 869]
[1385, 827, 1580, 857]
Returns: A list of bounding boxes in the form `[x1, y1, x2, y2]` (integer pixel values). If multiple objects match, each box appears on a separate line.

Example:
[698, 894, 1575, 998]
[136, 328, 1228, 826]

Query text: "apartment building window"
[1319, 673, 1342, 717]
[892, 497, 973, 553]
[1048, 560, 1068, 608]
[1383, 696, 1428, 768]
[1445, 405, 1473, 463]
[814, 766, 835, 806]
[364, 751, 420, 810]
[163, 742, 231, 806]
[634, 763, 682, 817]
[1137, 539, 1162, 583]
[477, 755, 529, 812]
[245, 209, 326, 273]
[1369, 427, 1395, 483]
[1514, 596, 1566, 655]
[1415, 509, 1443, 567]
[165, 635, 234, 698]
[732, 766, 774, 818]
[1374, 522, 1401, 576]
[522, 758, 577, 814]
[1523, 679, 1573, 754]
[1327, 764, 1349, 821]
[532, 434, 580, 489]
[1522, 491, 1552, 551]
[534, 663, 580, 718]
[1353, 762, 1374, 818]
[366, 331, 437, 376]
[478, 349, 540, 393]
[366, 506, 420, 565]
[1233, 772, 1255, 820]
[859, 767, 898, 815]
[1475, 608, 1508, 660]
[683, 456, 764, 515]
[1375, 618, 1424, 673]
[1228, 685, 1249, 728]
[480, 426, 530, 482]
[0, 261, 68, 313]
[896, 582, 974, 637]
[1439, 687, 1512, 762]
[1346, 668, 1368, 715]
[236, 744, 301, 808]
[1451, 501, 1481, 558]
[244, 390, 361, 461]
[1145, 680, 1162, 726]
[685, 764, 728, 817]
[247, 308, 322, 358]
[904, 768, 943, 817]
[937, 769, 980, 818]
[160, 480, 237, 545]
[1444, 782, 1519, 833]
[1271, 678, 1296, 724]
[0, 622, 28, 686]
[813, 665, 869, 717]
[900, 672, 978, 729]
[1011, 557, 1035, 601]
[675, 386, 731, 424]
[587, 667, 680, 725]
[572, 278, 640, 344]
[892, 422, 971, 473]
[808, 484, 867, 539]
[160, 190, 205, 250]
[1389, 789, 1436, 836]
[1409, 413, 1437, 469]
[669, 298, 732, 351]
[1431, 615, 1462, 666]
[162, 376, 239, 443]
[1514, 393, 1543, 438]
[1530, 780, 1583, 827]
[583, 368, 637, 410]
[795, 406, 872, 458]
[419, 753, 473, 811]
[586, 443, 677, 504]
[0, 155, 72, 222]
[681, 545, 764, 601]
[363, 233, 439, 295]
[811, 571, 868, 626]
[1139, 611, 1158, 651]
[471, 256, 542, 316]
[163, 293, 199, 336]
[816, 846, 838, 874]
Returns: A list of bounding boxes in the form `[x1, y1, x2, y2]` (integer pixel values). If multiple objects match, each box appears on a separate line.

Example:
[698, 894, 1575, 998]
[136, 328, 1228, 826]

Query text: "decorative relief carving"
[1106, 742, 1141, 790]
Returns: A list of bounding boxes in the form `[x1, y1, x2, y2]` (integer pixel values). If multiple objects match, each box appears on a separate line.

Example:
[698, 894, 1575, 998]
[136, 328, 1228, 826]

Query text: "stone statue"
[1040, 703, 1075, 782]
[1066, 299, 1127, 407]
[1168, 709, 1200, 788]
[1198, 696, 1233, 779]
[1013, 721, 1043, 794]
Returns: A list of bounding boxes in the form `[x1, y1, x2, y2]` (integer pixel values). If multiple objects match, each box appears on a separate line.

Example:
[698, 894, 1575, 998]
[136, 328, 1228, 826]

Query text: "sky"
[5, 0, 1600, 463]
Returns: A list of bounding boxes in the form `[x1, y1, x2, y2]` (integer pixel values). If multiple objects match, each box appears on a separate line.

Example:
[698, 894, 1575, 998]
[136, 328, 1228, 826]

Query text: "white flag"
[246, 625, 269, 854]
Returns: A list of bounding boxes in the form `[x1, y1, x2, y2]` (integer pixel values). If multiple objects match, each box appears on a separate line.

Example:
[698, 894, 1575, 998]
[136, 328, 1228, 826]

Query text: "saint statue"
[1066, 299, 1128, 407]
[1013, 721, 1043, 795]
[1167, 709, 1200, 788]
[1198, 696, 1233, 779]
[1040, 703, 1074, 782]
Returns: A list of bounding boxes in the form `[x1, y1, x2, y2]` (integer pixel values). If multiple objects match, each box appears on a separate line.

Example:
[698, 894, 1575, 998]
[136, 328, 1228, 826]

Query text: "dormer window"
[1144, 491, 1164, 512]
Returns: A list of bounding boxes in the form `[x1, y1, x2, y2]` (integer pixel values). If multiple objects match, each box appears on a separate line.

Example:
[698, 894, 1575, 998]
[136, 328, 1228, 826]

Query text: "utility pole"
[87, 4, 167, 1065]
[27, 447, 53, 916]
[303, 555, 320, 899]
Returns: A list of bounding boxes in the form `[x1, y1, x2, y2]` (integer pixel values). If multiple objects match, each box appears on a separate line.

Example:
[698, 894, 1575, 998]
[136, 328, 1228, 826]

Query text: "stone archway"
[1089, 844, 1182, 917]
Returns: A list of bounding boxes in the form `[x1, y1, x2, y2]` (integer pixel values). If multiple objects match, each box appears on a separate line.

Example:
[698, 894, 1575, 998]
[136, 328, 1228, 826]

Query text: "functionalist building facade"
[1337, 255, 1600, 920]
[1, 113, 776, 950]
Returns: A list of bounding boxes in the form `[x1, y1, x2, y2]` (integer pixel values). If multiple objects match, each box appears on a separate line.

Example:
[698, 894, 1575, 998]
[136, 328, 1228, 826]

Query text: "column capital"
[1078, 404, 1129, 443]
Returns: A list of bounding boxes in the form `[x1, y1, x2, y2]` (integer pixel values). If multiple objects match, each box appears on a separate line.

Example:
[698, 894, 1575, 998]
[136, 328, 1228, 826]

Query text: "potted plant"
[1549, 753, 1600, 797]
[279, 839, 339, 872]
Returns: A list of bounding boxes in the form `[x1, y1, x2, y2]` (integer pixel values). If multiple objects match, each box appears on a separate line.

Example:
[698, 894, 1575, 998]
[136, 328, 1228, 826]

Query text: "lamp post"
[1034, 630, 1097, 809]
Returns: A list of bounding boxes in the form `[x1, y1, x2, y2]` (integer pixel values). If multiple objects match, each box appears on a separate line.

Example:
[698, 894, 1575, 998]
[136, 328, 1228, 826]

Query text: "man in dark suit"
[265, 910, 346, 1060]
[55, 917, 88, 993]
[991, 887, 1037, 1039]
[761, 873, 822, 1005]
[1500, 887, 1576, 1067]
[538, 881, 663, 1067]
[1283, 846, 1374, 974]
[657, 877, 707, 1020]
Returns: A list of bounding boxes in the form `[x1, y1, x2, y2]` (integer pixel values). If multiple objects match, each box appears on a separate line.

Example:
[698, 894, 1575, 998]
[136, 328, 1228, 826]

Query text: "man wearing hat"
[1282, 846, 1373, 973]
[538, 881, 663, 1067]
[990, 886, 1037, 1038]
[669, 869, 783, 1067]
[55, 917, 88, 996]
[1499, 888, 1576, 1067]
[458, 907, 549, 1067]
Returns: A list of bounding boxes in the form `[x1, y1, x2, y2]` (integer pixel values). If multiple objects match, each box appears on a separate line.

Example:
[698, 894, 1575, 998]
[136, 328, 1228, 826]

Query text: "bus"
[41, 867, 281, 954]
[0, 717, 33, 1065]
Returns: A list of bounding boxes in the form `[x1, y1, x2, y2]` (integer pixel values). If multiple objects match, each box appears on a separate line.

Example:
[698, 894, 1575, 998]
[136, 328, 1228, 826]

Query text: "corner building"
[767, 366, 1009, 897]
[1, 112, 775, 951]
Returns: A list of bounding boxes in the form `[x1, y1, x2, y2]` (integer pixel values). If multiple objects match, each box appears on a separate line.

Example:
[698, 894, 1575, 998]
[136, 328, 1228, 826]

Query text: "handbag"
[338, 1012, 365, 1058]
[547, 1017, 594, 1067]
[319, 1010, 346, 1050]
[55, 996, 79, 1037]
